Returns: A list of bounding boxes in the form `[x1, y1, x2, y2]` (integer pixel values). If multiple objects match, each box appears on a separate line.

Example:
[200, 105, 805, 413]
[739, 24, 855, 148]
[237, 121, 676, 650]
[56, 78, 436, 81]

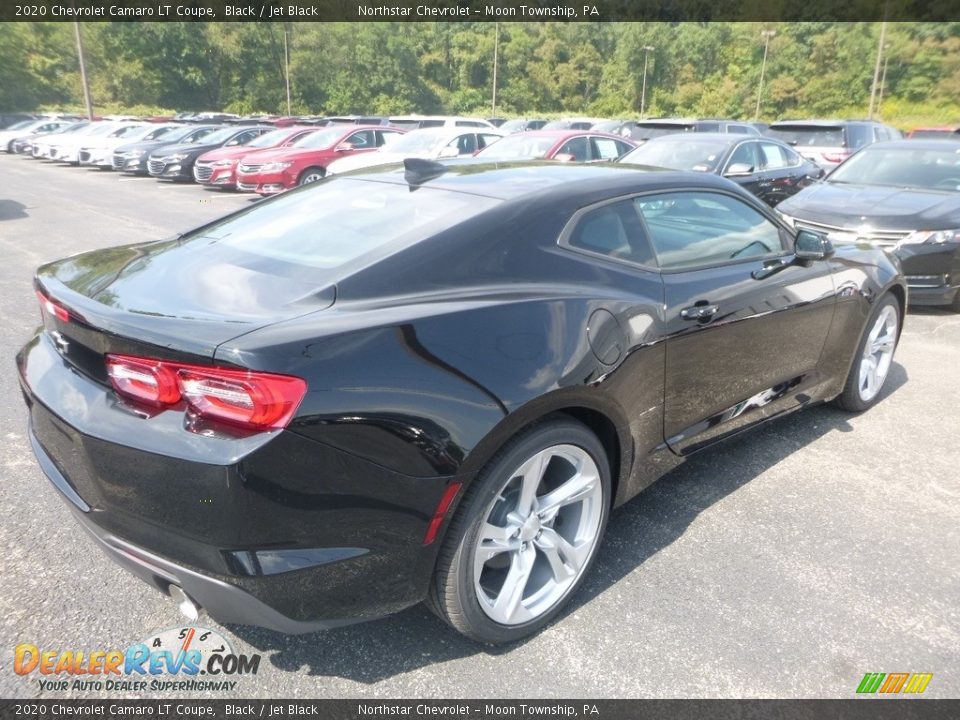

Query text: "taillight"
[106, 356, 180, 406]
[36, 290, 70, 323]
[105, 354, 307, 431]
[822, 151, 851, 164]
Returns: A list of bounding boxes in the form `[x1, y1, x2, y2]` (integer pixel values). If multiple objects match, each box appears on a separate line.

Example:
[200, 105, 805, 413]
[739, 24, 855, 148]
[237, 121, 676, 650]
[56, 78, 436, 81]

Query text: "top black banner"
[3, 0, 960, 22]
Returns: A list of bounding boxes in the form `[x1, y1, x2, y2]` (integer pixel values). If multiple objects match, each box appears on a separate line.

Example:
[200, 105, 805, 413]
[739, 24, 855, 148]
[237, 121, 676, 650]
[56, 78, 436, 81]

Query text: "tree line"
[1, 21, 958, 127]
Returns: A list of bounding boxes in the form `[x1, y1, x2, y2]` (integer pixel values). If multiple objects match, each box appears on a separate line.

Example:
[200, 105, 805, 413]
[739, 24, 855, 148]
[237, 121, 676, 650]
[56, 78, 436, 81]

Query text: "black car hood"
[36, 238, 335, 356]
[779, 182, 960, 230]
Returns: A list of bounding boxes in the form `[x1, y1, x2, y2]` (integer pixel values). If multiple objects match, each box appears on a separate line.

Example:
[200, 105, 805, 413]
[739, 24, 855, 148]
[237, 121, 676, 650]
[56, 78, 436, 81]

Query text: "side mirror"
[438, 146, 460, 158]
[724, 163, 754, 177]
[225, 140, 239, 146]
[795, 229, 834, 261]
[553, 153, 576, 163]
[337, 142, 354, 152]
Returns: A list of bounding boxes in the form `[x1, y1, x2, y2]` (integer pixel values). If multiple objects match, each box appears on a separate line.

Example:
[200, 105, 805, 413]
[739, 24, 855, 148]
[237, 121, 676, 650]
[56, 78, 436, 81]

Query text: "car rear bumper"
[17, 331, 452, 632]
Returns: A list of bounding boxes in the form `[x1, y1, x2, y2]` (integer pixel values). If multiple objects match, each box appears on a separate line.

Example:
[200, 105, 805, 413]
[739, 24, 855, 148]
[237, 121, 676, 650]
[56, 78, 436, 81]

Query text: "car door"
[634, 190, 836, 454]
[722, 140, 767, 198]
[554, 136, 590, 162]
[376, 129, 404, 147]
[757, 141, 806, 206]
[589, 136, 633, 162]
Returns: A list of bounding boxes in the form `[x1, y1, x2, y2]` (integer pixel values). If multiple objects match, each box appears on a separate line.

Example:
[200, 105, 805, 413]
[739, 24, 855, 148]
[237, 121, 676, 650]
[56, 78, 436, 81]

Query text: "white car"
[32, 122, 101, 159]
[326, 127, 504, 175]
[0, 119, 72, 153]
[49, 122, 143, 164]
[78, 123, 182, 168]
[386, 115, 498, 130]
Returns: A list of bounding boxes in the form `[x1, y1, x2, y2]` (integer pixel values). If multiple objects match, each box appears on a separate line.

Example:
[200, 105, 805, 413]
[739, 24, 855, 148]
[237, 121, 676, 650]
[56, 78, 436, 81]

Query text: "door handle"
[680, 304, 719, 321]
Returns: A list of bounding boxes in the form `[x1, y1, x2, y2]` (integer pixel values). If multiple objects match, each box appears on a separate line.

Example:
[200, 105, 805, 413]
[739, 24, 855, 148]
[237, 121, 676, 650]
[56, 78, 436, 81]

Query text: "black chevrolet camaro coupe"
[18, 161, 905, 644]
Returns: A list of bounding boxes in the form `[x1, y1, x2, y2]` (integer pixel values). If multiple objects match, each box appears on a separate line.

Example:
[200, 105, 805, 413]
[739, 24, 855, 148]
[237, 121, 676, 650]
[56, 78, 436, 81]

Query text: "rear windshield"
[633, 123, 696, 139]
[767, 125, 845, 147]
[186, 178, 501, 269]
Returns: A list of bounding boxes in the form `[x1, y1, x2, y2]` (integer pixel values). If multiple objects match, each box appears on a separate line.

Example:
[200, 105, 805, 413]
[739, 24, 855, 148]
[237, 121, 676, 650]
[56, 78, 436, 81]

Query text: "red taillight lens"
[105, 354, 307, 431]
[823, 151, 851, 164]
[36, 290, 70, 323]
[106, 356, 181, 406]
[177, 367, 306, 430]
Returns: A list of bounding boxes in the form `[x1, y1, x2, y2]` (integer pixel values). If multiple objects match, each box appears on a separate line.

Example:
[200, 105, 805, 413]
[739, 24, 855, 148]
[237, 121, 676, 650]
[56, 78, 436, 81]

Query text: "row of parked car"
[3, 111, 959, 311]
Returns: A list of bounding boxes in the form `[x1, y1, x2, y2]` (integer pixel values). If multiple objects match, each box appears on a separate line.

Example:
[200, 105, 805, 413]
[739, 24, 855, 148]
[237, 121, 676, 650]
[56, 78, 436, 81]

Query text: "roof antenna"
[403, 158, 448, 188]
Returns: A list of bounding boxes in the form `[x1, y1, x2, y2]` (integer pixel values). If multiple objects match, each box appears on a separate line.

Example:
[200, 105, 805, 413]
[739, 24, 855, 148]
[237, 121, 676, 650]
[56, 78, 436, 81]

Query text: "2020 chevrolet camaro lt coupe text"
[18, 161, 905, 644]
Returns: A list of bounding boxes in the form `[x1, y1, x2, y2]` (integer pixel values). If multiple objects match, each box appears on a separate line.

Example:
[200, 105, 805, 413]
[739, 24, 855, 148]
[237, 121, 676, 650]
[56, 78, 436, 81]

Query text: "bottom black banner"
[1, 700, 959, 720]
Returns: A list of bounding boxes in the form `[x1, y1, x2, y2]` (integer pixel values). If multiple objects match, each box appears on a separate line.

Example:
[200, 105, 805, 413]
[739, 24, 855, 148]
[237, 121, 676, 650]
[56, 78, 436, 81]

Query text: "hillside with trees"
[1, 21, 958, 127]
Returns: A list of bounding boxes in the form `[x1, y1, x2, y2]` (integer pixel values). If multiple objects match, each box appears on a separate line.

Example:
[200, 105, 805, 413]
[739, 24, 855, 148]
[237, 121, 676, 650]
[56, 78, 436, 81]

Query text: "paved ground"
[0, 154, 957, 700]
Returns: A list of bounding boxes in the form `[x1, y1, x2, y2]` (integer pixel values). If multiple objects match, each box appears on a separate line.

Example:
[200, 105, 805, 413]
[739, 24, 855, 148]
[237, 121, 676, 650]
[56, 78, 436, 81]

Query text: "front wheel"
[834, 293, 901, 412]
[427, 418, 610, 644]
[298, 167, 325, 186]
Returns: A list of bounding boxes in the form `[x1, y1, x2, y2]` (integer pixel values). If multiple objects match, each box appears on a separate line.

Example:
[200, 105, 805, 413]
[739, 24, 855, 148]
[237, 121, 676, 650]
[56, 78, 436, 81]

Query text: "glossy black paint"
[113, 124, 222, 174]
[619, 133, 824, 206]
[18, 162, 905, 632]
[778, 140, 960, 308]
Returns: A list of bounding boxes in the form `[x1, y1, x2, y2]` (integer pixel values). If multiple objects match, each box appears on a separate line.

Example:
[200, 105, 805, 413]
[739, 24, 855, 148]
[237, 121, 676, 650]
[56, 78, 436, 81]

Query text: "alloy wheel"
[858, 304, 898, 403]
[472, 444, 604, 626]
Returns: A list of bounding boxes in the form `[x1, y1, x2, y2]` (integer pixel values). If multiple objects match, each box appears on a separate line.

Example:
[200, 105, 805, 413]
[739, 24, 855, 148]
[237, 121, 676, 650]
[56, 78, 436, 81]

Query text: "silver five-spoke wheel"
[858, 303, 898, 403]
[473, 444, 603, 626]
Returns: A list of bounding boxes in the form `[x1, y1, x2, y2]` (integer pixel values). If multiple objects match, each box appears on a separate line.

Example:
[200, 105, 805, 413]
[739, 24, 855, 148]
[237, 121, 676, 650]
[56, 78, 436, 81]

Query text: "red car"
[235, 125, 405, 195]
[474, 129, 636, 163]
[193, 126, 319, 189]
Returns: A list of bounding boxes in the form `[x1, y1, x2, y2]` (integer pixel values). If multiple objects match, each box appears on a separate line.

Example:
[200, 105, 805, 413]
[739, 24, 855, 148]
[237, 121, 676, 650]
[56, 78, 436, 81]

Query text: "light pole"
[754, 29, 776, 121]
[868, 20, 888, 120]
[73, 21, 94, 120]
[877, 43, 891, 117]
[640, 46, 654, 118]
[283, 23, 292, 116]
[491, 22, 499, 117]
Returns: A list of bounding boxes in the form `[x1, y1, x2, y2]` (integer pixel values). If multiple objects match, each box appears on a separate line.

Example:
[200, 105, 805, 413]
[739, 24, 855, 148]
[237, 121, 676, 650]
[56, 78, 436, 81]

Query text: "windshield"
[116, 125, 155, 140]
[5, 120, 36, 131]
[633, 123, 696, 140]
[476, 134, 557, 160]
[620, 137, 729, 171]
[187, 178, 500, 270]
[767, 125, 844, 147]
[382, 130, 448, 154]
[498, 120, 528, 133]
[910, 130, 960, 140]
[828, 146, 960, 192]
[293, 127, 345, 149]
[542, 121, 572, 130]
[593, 121, 624, 134]
[246, 128, 300, 148]
[200, 127, 245, 145]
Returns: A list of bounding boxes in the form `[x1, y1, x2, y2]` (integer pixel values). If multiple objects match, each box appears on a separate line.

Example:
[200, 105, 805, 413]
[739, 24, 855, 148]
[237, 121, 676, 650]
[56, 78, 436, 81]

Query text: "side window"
[456, 121, 484, 127]
[557, 136, 590, 162]
[759, 142, 793, 170]
[346, 130, 375, 148]
[698, 122, 720, 132]
[376, 130, 403, 146]
[615, 139, 634, 157]
[635, 191, 787, 269]
[478, 133, 502, 149]
[728, 142, 760, 171]
[727, 124, 749, 134]
[567, 201, 654, 266]
[420, 120, 444, 128]
[591, 137, 623, 161]
[452, 134, 477, 155]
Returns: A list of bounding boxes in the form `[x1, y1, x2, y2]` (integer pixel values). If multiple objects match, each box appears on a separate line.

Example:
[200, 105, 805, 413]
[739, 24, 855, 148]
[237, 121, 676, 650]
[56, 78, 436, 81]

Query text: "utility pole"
[877, 44, 891, 117]
[754, 30, 776, 121]
[283, 23, 292, 116]
[868, 20, 888, 120]
[491, 22, 499, 117]
[640, 46, 654, 118]
[73, 21, 94, 120]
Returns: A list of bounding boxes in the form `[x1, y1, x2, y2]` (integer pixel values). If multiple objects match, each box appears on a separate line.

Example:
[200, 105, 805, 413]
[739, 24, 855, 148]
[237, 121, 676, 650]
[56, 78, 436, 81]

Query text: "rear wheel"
[950, 288, 960, 313]
[427, 418, 610, 644]
[834, 293, 900, 411]
[298, 167, 325, 186]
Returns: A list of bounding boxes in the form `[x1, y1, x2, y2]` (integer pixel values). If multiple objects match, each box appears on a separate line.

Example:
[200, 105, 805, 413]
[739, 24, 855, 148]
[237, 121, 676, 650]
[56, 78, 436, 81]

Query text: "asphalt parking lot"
[0, 154, 958, 700]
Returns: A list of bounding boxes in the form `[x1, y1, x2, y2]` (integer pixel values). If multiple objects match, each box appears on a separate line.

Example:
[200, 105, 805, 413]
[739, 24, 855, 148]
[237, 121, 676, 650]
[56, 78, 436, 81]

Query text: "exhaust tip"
[168, 585, 200, 621]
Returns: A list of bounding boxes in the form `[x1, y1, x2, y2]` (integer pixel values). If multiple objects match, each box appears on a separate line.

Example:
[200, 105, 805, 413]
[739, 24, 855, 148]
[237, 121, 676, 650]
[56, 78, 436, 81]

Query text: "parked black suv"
[766, 119, 902, 171]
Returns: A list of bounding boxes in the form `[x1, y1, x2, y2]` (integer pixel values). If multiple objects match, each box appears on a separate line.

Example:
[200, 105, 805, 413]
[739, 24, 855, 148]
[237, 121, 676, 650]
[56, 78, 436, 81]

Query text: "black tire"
[950, 288, 960, 314]
[426, 417, 611, 644]
[298, 167, 325, 186]
[834, 293, 901, 412]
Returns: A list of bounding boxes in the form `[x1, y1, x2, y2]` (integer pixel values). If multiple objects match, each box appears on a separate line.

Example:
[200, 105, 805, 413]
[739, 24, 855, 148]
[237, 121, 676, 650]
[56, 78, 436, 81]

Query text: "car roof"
[345, 160, 736, 202]
[867, 139, 960, 151]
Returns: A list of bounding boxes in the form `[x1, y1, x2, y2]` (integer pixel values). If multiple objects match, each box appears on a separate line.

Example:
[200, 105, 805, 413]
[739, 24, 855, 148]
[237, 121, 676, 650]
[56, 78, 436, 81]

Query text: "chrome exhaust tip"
[168, 585, 200, 621]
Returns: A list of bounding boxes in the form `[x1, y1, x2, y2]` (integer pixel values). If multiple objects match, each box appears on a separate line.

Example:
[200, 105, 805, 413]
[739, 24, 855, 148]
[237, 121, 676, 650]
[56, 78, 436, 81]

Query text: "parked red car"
[235, 125, 406, 195]
[474, 129, 636, 163]
[193, 126, 320, 189]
